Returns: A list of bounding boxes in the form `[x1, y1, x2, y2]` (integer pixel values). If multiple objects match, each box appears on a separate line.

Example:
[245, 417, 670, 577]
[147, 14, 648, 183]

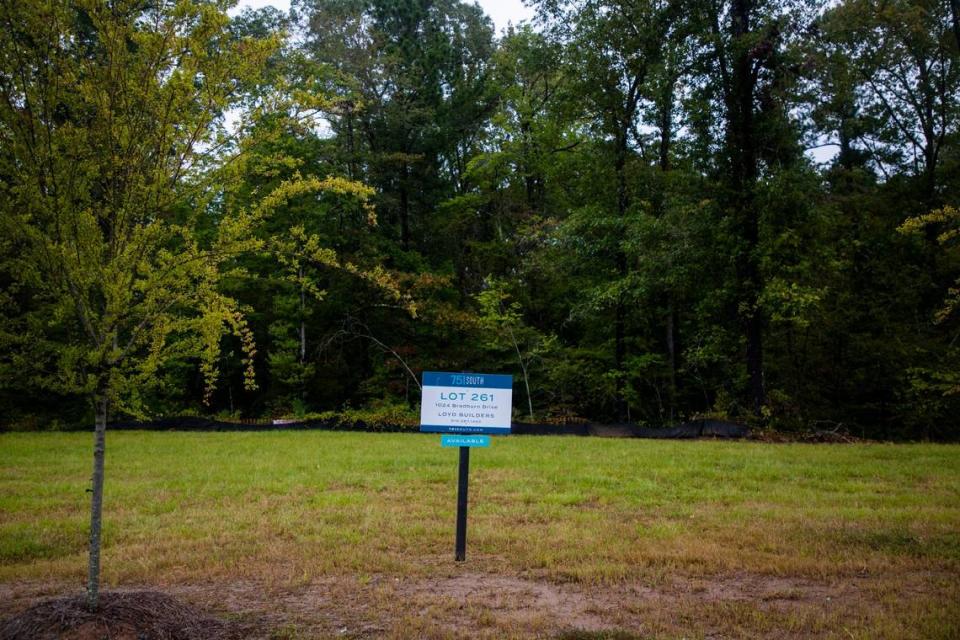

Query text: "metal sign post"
[455, 446, 470, 561]
[440, 435, 489, 561]
[421, 372, 512, 562]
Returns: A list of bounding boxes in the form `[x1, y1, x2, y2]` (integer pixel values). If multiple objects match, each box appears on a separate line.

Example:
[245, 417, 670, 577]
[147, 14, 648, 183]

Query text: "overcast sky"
[232, 0, 534, 34]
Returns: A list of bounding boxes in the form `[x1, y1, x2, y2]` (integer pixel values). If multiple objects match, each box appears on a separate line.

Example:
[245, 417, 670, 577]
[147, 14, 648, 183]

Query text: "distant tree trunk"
[525, 379, 534, 422]
[345, 108, 358, 181]
[299, 267, 307, 366]
[728, 0, 765, 417]
[745, 305, 765, 416]
[614, 124, 630, 423]
[87, 391, 108, 611]
[297, 267, 307, 378]
[608, 67, 646, 423]
[520, 118, 542, 212]
[359, 332, 372, 401]
[838, 104, 856, 171]
[916, 53, 940, 202]
[657, 68, 679, 423]
[400, 162, 410, 251]
[520, 361, 534, 423]
[299, 267, 308, 403]
[658, 91, 672, 174]
[510, 331, 535, 422]
[666, 306, 678, 422]
[299, 318, 306, 363]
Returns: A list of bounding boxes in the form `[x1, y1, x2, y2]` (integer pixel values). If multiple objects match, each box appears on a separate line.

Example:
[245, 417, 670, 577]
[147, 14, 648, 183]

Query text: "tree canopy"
[3, 0, 960, 442]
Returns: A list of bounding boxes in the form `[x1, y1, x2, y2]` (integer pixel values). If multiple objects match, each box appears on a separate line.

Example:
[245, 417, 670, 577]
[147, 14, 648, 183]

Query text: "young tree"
[0, 0, 279, 610]
[476, 277, 555, 421]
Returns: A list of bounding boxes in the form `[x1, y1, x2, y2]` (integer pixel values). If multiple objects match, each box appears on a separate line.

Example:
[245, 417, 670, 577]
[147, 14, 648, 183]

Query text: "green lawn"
[2, 432, 959, 638]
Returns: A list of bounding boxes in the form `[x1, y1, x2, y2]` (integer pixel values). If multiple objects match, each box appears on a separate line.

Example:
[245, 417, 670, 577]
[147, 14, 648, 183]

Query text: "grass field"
[1, 432, 959, 639]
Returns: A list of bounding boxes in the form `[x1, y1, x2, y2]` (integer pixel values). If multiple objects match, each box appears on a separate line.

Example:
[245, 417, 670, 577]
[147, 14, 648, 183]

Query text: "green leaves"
[900, 205, 960, 325]
[0, 0, 279, 410]
[1, 0, 959, 436]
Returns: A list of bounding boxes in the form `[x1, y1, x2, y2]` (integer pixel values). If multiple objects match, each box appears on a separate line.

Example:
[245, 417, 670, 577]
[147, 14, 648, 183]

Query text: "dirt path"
[1, 569, 956, 639]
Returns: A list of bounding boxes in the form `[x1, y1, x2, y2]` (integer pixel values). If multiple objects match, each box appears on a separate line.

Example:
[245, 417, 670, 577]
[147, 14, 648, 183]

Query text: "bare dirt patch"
[1, 569, 956, 639]
[0, 590, 252, 640]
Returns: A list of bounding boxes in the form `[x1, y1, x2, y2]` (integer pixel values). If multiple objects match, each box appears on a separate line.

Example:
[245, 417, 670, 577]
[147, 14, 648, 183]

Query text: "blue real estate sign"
[419, 371, 513, 435]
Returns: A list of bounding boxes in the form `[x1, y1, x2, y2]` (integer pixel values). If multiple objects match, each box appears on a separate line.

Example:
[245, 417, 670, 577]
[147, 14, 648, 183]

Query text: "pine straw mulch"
[0, 590, 253, 640]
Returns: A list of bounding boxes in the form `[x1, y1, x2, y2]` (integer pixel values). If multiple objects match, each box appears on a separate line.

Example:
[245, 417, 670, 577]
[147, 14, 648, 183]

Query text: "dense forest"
[1, 0, 959, 439]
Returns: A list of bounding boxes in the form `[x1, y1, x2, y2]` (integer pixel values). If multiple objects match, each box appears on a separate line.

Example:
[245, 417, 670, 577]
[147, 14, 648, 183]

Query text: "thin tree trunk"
[614, 129, 629, 423]
[87, 393, 108, 611]
[658, 84, 672, 174]
[666, 304, 677, 423]
[520, 119, 544, 214]
[730, 0, 765, 416]
[834, 92, 861, 171]
[400, 163, 410, 251]
[299, 319, 306, 363]
[614, 300, 626, 421]
[522, 365, 534, 423]
[507, 325, 535, 422]
[299, 268, 306, 365]
[746, 311, 765, 416]
[657, 68, 678, 423]
[346, 110, 358, 181]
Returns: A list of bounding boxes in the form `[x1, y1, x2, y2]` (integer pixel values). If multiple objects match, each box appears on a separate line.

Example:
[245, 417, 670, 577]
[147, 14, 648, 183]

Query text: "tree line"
[2, 0, 960, 440]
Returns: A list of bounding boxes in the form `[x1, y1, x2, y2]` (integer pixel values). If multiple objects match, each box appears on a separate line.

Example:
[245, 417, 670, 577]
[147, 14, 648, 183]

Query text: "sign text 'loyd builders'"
[420, 372, 513, 435]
